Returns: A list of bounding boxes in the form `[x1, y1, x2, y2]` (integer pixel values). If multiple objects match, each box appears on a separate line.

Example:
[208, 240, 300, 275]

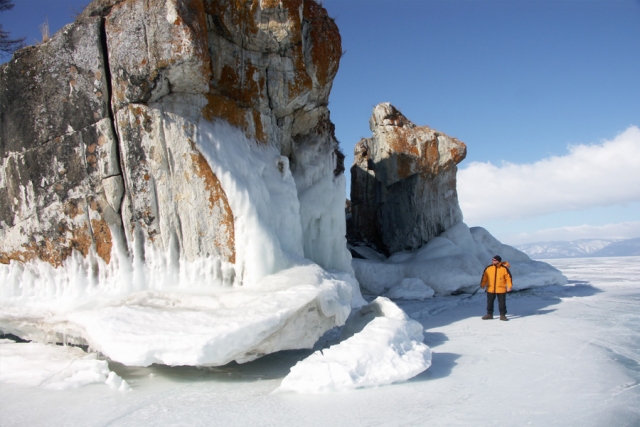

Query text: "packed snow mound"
[384, 278, 435, 300]
[276, 297, 431, 393]
[0, 339, 130, 391]
[353, 222, 567, 296]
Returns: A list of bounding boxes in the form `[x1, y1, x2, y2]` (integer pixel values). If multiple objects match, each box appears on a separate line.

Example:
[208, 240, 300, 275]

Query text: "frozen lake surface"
[1, 256, 639, 426]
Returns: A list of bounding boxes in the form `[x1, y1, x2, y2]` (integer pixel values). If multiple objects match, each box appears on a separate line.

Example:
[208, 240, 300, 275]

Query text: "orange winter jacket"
[480, 262, 513, 293]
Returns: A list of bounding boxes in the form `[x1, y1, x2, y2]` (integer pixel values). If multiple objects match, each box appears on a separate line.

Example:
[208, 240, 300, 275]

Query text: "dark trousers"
[486, 292, 507, 316]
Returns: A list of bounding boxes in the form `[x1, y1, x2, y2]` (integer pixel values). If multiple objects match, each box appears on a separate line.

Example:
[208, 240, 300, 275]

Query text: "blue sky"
[2, 0, 639, 245]
[323, 0, 640, 245]
[0, 0, 87, 49]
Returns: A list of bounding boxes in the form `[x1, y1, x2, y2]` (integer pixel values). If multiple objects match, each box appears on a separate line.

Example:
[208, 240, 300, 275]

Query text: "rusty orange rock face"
[302, 0, 341, 88]
[106, 0, 212, 110]
[91, 218, 114, 264]
[202, 93, 266, 143]
[0, 221, 93, 268]
[202, 93, 248, 131]
[350, 103, 467, 254]
[368, 103, 466, 186]
[204, 0, 340, 144]
[1, 0, 342, 272]
[191, 152, 236, 264]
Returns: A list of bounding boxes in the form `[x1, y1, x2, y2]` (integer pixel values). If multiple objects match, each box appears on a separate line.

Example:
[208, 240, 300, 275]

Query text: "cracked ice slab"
[0, 262, 355, 367]
[0, 339, 129, 391]
[276, 297, 432, 393]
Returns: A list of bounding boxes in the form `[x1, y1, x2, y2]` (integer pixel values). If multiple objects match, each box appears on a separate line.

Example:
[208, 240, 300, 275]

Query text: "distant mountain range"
[515, 237, 640, 259]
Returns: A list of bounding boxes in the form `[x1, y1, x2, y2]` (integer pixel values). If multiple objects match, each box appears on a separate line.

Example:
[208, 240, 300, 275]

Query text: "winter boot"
[500, 315, 508, 321]
[482, 314, 493, 320]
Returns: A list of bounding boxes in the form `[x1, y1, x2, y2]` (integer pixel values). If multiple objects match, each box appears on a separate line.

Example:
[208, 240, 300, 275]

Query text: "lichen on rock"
[350, 103, 467, 255]
[1, 0, 345, 272]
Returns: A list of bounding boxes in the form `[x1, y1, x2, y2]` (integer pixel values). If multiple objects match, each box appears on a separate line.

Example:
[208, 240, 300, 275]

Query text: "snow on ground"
[0, 339, 129, 391]
[1, 256, 638, 426]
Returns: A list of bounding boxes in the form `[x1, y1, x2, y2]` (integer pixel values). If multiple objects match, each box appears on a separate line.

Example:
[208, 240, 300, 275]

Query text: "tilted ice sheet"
[67, 263, 354, 367]
[0, 339, 129, 391]
[276, 297, 432, 393]
[0, 261, 355, 367]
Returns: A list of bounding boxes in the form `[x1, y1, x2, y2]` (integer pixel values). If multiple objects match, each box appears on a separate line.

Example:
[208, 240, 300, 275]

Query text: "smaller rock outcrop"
[350, 103, 467, 255]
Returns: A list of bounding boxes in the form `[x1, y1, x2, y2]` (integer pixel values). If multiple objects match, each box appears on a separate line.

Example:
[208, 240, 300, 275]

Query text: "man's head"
[492, 255, 502, 264]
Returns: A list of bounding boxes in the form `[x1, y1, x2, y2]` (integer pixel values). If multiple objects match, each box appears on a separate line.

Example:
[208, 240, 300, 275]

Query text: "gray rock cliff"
[350, 103, 467, 255]
[1, 0, 344, 277]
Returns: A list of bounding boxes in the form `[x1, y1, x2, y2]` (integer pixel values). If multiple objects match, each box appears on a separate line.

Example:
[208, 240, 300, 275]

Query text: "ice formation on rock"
[0, 120, 363, 367]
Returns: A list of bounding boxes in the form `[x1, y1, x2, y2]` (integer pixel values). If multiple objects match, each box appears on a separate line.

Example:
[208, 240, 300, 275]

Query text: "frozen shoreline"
[1, 256, 639, 426]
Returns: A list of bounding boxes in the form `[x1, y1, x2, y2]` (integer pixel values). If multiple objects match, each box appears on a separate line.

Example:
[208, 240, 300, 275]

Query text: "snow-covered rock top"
[515, 238, 640, 259]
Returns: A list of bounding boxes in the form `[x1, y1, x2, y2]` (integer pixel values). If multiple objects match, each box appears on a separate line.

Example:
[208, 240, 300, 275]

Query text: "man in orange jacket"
[480, 255, 513, 321]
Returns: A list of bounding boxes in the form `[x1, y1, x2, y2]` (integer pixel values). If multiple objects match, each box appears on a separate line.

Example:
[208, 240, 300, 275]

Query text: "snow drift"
[0, 339, 130, 391]
[353, 222, 567, 296]
[277, 297, 432, 393]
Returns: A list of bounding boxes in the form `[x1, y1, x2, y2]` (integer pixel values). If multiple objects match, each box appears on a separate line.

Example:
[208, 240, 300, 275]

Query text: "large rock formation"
[349, 104, 566, 297]
[350, 103, 467, 255]
[0, 18, 119, 267]
[1, 0, 345, 279]
[0, 0, 358, 366]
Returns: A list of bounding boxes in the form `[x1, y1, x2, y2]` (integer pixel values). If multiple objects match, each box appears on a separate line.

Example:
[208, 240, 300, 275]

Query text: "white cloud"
[458, 126, 640, 223]
[502, 221, 640, 245]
